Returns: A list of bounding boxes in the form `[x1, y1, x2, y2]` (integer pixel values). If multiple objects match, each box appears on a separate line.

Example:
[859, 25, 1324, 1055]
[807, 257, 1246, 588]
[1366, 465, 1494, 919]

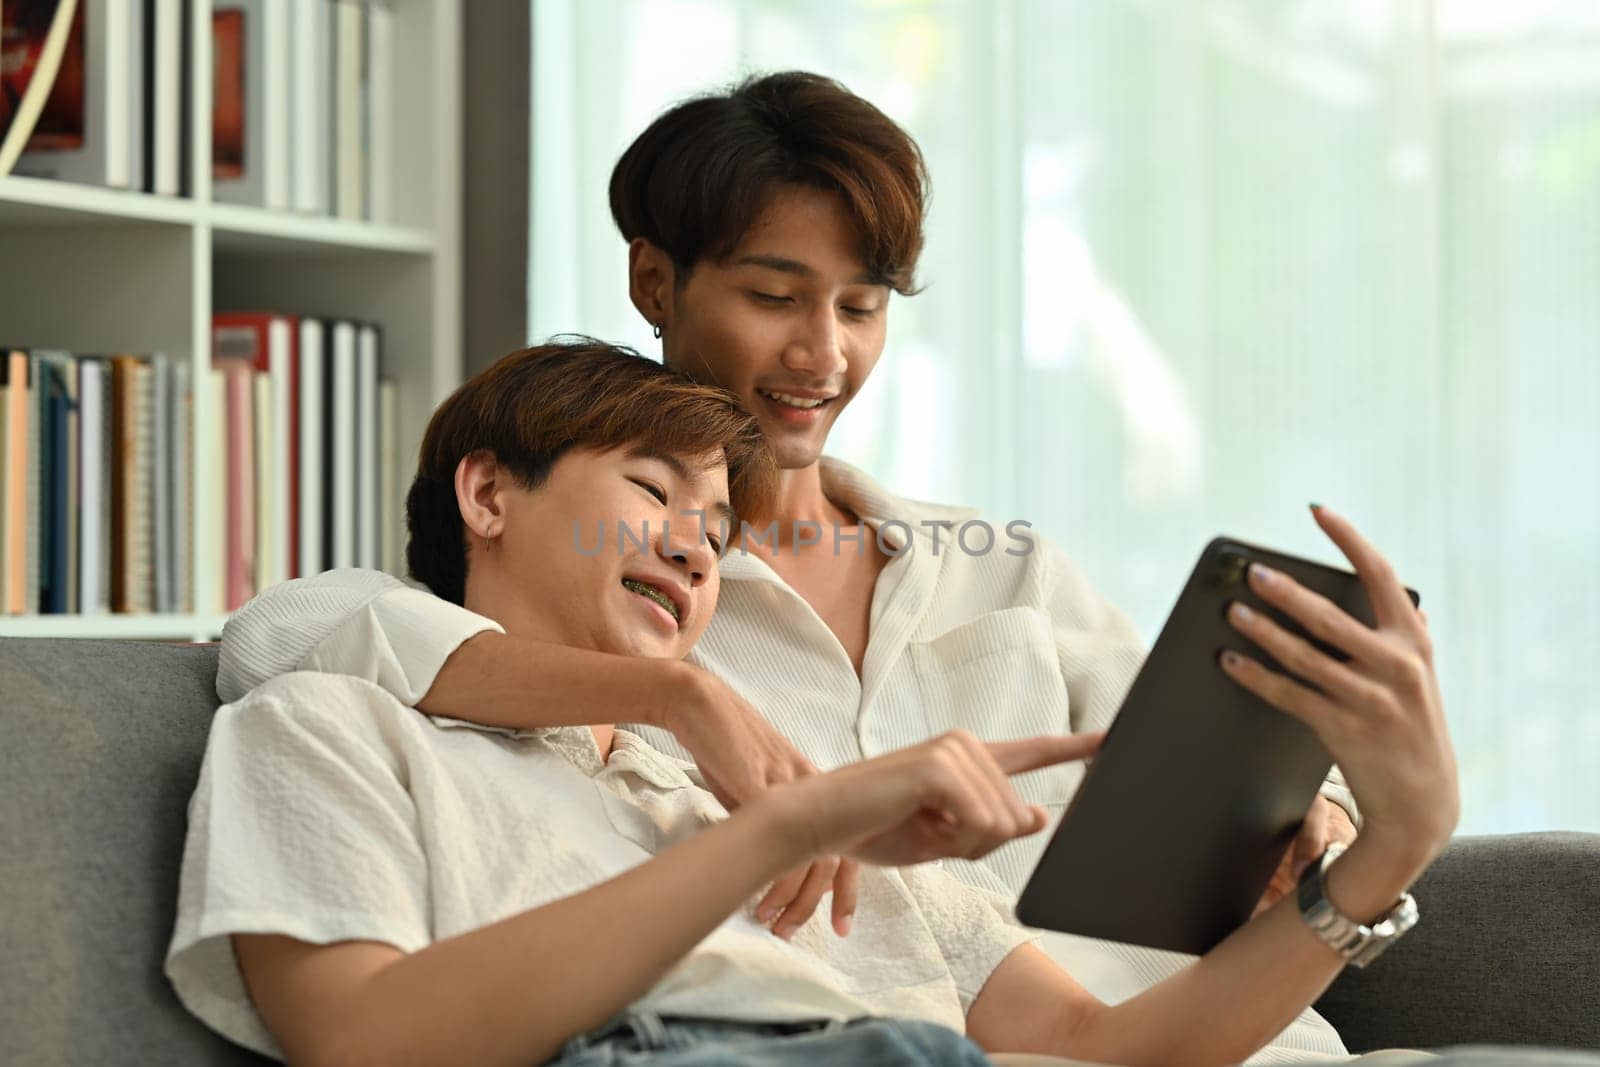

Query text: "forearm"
[422, 631, 692, 732]
[338, 803, 803, 1067]
[1071, 835, 1424, 1067]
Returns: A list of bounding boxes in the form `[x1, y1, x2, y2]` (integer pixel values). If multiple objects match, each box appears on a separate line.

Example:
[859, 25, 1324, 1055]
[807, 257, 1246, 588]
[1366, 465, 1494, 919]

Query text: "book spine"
[298, 318, 324, 575]
[224, 367, 255, 611]
[78, 360, 104, 614]
[379, 379, 397, 575]
[150, 354, 173, 613]
[128, 360, 155, 612]
[253, 371, 274, 593]
[25, 354, 42, 615]
[3, 353, 28, 613]
[0, 363, 9, 615]
[330, 321, 356, 567]
[174, 363, 193, 612]
[356, 324, 378, 568]
[332, 1, 365, 220]
[367, 0, 392, 222]
[152, 0, 183, 195]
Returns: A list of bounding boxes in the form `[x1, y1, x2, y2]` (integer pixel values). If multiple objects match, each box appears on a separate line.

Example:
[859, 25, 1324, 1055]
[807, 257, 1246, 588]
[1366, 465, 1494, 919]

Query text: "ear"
[454, 450, 505, 544]
[627, 237, 677, 332]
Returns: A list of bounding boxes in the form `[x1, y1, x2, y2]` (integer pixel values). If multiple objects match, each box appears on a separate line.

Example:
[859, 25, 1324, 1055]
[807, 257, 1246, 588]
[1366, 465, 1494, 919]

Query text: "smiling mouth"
[757, 388, 835, 410]
[621, 578, 681, 624]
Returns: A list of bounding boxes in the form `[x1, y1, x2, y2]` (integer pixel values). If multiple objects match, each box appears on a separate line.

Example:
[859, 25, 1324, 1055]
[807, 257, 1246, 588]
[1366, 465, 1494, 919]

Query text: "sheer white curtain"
[529, 0, 1600, 833]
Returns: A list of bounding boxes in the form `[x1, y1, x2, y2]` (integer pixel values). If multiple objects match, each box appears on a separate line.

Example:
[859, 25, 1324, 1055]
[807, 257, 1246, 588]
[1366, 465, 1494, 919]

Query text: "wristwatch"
[1296, 841, 1419, 968]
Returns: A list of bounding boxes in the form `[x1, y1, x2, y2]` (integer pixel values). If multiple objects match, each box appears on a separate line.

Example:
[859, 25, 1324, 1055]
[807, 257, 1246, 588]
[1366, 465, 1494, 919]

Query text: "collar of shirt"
[426, 716, 701, 791]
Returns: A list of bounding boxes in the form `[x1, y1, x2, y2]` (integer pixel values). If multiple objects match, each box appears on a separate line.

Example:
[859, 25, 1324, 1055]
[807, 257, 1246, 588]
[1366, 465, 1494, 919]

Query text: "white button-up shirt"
[217, 457, 1353, 1062]
[166, 673, 1035, 1059]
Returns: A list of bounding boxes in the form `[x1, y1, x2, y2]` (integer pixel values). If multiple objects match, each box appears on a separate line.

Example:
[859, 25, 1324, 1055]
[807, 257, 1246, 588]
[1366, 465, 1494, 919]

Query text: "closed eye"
[630, 478, 667, 505]
[750, 291, 793, 306]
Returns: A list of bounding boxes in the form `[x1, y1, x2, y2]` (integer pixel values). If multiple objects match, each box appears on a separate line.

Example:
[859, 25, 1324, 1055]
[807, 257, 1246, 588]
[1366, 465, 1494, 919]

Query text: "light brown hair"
[406, 338, 776, 604]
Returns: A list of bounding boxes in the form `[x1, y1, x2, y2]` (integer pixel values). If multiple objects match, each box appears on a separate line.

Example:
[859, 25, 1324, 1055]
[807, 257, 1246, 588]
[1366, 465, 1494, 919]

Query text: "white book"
[77, 361, 102, 614]
[173, 362, 192, 612]
[268, 316, 293, 580]
[263, 0, 291, 209]
[151, 354, 174, 613]
[355, 324, 378, 568]
[15, 0, 131, 188]
[332, 0, 366, 220]
[330, 321, 357, 568]
[378, 379, 397, 575]
[151, 0, 183, 196]
[298, 318, 325, 574]
[206, 368, 228, 614]
[253, 371, 274, 591]
[366, 0, 393, 222]
[291, 0, 333, 214]
[127, 0, 147, 192]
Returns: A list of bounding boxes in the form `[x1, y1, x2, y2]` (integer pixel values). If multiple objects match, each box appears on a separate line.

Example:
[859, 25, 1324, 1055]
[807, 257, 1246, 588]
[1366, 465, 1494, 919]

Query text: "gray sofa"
[2, 637, 1597, 1064]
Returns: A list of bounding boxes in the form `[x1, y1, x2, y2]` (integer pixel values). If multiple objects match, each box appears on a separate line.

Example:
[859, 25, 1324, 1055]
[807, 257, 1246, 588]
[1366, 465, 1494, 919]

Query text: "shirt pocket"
[906, 605, 1079, 808]
[593, 777, 725, 856]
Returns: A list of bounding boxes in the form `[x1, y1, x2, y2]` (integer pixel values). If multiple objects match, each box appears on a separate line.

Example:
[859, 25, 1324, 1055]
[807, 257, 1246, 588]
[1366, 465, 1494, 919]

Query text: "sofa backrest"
[1, 638, 271, 1065]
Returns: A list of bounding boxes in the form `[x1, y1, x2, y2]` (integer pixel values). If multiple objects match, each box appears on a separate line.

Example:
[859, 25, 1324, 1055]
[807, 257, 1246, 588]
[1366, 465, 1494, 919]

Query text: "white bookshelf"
[0, 0, 462, 642]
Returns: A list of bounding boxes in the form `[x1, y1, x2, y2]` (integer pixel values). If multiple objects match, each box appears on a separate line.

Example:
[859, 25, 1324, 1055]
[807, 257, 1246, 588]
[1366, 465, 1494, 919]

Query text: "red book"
[213, 312, 300, 582]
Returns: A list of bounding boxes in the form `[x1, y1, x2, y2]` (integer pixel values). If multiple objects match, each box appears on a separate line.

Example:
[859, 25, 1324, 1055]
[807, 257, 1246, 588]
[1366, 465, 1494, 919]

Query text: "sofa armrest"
[1313, 832, 1600, 1052]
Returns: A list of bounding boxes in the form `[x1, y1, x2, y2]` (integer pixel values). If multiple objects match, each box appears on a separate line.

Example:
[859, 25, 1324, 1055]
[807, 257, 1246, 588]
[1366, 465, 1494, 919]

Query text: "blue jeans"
[544, 1010, 993, 1066]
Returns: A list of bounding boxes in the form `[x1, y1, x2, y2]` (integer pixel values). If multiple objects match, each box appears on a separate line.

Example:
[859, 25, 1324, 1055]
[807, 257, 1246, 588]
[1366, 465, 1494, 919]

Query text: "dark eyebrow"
[733, 254, 883, 288]
[629, 448, 738, 528]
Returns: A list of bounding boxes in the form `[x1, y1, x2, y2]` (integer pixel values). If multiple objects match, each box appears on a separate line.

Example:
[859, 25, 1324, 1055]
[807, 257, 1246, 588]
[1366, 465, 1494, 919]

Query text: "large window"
[530, 0, 1600, 833]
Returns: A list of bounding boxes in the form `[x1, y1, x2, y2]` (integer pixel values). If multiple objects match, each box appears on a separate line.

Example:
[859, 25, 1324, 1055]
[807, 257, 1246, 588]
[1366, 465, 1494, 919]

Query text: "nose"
[659, 517, 715, 587]
[779, 303, 848, 382]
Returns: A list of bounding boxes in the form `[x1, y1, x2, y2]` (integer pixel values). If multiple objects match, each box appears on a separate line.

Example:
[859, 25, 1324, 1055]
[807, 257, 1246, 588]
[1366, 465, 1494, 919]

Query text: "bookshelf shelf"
[0, 175, 199, 228]
[208, 206, 435, 256]
[1, 0, 463, 641]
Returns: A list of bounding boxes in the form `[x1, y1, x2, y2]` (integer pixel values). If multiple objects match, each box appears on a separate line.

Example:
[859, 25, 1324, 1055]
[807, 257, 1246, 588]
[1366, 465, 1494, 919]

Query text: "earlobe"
[455, 450, 504, 543]
[627, 238, 675, 332]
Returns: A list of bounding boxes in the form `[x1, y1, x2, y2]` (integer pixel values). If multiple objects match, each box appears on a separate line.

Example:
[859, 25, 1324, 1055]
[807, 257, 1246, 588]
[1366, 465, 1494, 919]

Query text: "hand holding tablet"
[1017, 505, 1457, 955]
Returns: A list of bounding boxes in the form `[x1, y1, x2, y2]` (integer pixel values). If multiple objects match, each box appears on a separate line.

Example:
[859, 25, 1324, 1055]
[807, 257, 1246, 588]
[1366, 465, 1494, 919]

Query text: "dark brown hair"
[405, 338, 776, 604]
[609, 71, 930, 294]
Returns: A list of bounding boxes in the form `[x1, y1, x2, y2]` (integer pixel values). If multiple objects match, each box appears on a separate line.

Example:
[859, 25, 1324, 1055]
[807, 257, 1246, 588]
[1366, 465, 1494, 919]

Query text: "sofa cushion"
[0, 638, 271, 1065]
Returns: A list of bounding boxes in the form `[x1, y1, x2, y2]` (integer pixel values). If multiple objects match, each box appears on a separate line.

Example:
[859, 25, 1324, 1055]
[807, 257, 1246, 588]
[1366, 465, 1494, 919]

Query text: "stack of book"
[3, 0, 193, 196]
[1, 348, 192, 615]
[212, 0, 394, 218]
[211, 312, 398, 612]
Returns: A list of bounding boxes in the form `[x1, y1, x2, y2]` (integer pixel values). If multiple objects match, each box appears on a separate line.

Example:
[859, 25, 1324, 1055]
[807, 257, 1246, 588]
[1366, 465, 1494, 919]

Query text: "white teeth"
[622, 578, 679, 622]
[760, 389, 830, 410]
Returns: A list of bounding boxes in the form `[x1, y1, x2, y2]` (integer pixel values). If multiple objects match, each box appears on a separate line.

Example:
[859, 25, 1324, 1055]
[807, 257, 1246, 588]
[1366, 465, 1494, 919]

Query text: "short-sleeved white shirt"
[165, 672, 1037, 1060]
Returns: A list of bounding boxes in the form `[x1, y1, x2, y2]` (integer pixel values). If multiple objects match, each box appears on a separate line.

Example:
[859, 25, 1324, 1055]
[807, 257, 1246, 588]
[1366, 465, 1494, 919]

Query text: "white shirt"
[215, 457, 1353, 1062]
[165, 672, 1037, 1060]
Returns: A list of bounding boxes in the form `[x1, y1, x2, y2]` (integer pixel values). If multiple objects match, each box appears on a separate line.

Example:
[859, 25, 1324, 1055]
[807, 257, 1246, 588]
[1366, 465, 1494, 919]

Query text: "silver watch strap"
[1296, 841, 1419, 968]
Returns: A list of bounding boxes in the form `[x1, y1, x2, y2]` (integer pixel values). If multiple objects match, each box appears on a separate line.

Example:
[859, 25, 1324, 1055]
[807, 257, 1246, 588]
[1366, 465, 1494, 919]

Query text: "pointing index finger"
[988, 732, 1105, 776]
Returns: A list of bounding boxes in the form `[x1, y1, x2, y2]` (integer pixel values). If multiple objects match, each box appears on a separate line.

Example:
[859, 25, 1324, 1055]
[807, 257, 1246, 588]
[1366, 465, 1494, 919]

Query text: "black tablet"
[1015, 535, 1421, 955]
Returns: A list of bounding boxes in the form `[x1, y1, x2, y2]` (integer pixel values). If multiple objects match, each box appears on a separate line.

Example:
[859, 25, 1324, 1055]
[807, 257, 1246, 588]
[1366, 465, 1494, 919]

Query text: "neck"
[463, 580, 616, 763]
[758, 460, 854, 548]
